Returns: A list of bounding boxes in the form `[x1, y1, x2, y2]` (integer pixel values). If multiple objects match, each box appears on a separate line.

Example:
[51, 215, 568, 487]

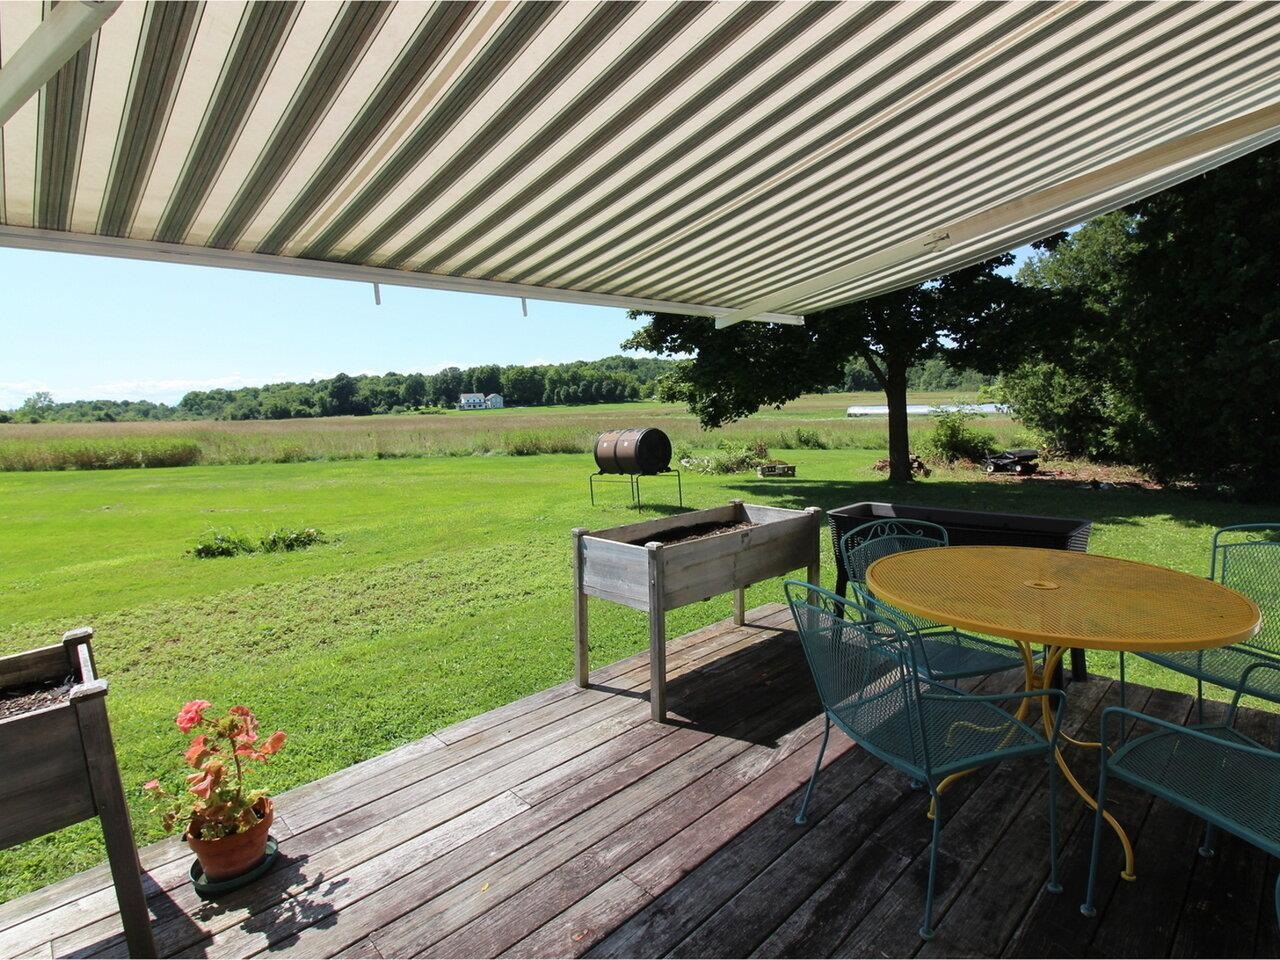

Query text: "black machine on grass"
[984, 448, 1040, 475]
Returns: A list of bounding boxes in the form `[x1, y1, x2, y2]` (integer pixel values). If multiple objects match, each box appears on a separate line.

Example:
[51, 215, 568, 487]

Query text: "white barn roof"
[1, 1, 1279, 326]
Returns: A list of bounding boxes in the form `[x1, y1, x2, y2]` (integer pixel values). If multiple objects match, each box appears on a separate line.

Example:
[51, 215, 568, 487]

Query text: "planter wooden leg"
[733, 588, 746, 626]
[574, 591, 589, 688]
[72, 689, 156, 959]
[805, 507, 822, 590]
[646, 541, 667, 722]
[649, 606, 666, 722]
[572, 528, 589, 688]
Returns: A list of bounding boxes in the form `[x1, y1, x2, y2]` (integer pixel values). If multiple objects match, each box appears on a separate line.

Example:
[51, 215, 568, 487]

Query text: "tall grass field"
[0, 394, 1273, 903]
[0, 392, 1024, 470]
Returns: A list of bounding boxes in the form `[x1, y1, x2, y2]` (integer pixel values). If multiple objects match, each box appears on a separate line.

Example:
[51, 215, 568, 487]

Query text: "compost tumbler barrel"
[594, 428, 673, 475]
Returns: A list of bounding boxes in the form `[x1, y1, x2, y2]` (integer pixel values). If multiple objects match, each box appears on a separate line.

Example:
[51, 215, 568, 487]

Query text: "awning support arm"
[0, 1, 120, 127]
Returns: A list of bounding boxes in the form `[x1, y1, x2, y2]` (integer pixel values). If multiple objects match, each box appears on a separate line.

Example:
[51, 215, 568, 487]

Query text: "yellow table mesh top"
[865, 546, 1261, 652]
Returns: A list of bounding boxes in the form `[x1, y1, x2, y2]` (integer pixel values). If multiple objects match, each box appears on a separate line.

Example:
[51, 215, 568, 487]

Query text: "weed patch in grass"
[191, 529, 257, 558]
[191, 526, 326, 558]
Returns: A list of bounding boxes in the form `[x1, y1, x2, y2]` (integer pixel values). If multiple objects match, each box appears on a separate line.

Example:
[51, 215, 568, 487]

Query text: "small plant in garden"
[682, 439, 771, 475]
[790, 428, 828, 450]
[144, 701, 285, 841]
[920, 405, 998, 465]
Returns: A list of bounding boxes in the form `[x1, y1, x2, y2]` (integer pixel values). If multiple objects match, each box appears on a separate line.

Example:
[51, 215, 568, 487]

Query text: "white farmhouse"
[458, 393, 504, 410]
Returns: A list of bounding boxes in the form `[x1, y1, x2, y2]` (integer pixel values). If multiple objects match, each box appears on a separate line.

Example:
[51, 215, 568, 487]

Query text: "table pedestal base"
[931, 644, 1136, 881]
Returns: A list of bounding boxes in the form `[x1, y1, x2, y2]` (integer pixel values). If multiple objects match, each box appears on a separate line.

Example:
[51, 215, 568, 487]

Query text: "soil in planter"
[627, 520, 758, 547]
[0, 675, 74, 720]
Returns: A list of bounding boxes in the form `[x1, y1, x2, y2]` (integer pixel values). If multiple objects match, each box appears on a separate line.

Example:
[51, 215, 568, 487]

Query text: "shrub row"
[0, 439, 202, 471]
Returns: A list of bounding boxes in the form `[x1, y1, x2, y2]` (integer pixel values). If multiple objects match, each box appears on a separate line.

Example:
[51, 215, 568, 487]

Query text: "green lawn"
[0, 444, 1275, 902]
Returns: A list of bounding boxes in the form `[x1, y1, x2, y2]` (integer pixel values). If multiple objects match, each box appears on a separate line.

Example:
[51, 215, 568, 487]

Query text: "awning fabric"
[1, 1, 1279, 324]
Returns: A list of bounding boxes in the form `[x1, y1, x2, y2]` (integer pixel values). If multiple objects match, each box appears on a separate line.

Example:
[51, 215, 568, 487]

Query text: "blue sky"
[1, 244, 1037, 408]
[0, 247, 638, 407]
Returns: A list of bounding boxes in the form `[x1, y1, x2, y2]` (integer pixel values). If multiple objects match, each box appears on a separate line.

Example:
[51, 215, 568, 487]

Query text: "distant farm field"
[0, 391, 1020, 470]
[1, 397, 1273, 903]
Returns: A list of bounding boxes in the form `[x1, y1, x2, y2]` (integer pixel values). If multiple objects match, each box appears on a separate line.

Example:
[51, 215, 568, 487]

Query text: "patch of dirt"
[983, 460, 1162, 490]
[627, 520, 758, 546]
[871, 456, 932, 477]
[0, 675, 74, 720]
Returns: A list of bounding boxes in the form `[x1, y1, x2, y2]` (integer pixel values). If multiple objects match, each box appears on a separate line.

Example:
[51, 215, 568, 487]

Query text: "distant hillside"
[1, 356, 677, 423]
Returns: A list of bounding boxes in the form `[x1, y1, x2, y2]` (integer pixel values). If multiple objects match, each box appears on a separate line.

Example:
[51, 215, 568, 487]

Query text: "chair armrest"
[1100, 706, 1280, 760]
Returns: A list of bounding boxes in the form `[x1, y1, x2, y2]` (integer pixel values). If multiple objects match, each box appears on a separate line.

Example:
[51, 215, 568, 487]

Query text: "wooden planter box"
[0, 629, 155, 957]
[573, 500, 822, 721]
[756, 463, 796, 478]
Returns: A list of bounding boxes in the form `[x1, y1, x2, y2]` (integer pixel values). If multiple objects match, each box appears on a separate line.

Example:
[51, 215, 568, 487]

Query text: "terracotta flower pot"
[186, 797, 274, 882]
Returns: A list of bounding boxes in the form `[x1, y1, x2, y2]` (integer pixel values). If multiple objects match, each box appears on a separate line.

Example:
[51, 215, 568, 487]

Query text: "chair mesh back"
[785, 582, 928, 771]
[840, 519, 948, 584]
[1214, 529, 1280, 657]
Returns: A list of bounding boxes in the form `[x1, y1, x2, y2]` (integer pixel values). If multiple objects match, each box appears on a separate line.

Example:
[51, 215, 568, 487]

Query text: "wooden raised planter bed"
[573, 500, 822, 721]
[0, 629, 155, 957]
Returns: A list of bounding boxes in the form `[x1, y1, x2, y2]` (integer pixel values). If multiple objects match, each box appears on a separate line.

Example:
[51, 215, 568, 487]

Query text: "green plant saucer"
[189, 837, 279, 900]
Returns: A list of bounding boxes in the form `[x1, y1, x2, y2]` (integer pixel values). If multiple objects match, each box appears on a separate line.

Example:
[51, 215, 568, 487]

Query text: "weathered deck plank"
[0, 604, 1274, 960]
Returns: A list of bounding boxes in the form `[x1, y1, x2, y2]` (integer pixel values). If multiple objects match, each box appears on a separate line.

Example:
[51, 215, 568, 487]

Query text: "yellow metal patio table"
[865, 545, 1261, 881]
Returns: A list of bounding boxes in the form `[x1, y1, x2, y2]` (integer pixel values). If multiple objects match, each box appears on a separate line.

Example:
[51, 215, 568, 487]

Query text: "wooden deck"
[2, 604, 1277, 959]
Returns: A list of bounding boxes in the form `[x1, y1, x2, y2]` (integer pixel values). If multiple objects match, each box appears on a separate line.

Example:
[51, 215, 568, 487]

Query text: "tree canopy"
[625, 255, 1023, 481]
[5, 357, 675, 423]
[1004, 142, 1280, 491]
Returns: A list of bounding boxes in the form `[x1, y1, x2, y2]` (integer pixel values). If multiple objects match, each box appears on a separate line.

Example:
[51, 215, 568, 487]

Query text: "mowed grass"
[0, 392, 1017, 470]
[1, 418, 1275, 902]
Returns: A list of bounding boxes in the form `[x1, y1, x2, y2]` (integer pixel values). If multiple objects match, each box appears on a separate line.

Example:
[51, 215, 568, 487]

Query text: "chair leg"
[1046, 757, 1062, 894]
[1274, 870, 1280, 931]
[1118, 653, 1127, 746]
[795, 716, 830, 826]
[920, 789, 943, 940]
[1080, 763, 1110, 917]
[1119, 651, 1125, 708]
[1198, 823, 1217, 858]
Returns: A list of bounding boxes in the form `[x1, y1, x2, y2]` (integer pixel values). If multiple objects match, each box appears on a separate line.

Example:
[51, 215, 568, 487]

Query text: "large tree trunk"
[884, 362, 913, 482]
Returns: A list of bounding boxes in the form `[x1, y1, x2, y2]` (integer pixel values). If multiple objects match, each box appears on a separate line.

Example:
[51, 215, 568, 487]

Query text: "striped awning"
[2, 1, 1280, 325]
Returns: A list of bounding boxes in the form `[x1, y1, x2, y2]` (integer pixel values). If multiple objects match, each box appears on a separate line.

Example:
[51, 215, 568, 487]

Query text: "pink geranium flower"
[235, 730, 287, 761]
[175, 700, 211, 733]
[147, 700, 286, 841]
[261, 731, 286, 755]
[183, 735, 213, 768]
[229, 705, 259, 742]
[185, 761, 223, 799]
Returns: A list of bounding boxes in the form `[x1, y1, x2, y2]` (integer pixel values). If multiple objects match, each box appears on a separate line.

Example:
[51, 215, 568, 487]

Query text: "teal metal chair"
[1082, 661, 1280, 926]
[785, 580, 1065, 939]
[1122, 523, 1279, 719]
[839, 519, 1037, 682]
